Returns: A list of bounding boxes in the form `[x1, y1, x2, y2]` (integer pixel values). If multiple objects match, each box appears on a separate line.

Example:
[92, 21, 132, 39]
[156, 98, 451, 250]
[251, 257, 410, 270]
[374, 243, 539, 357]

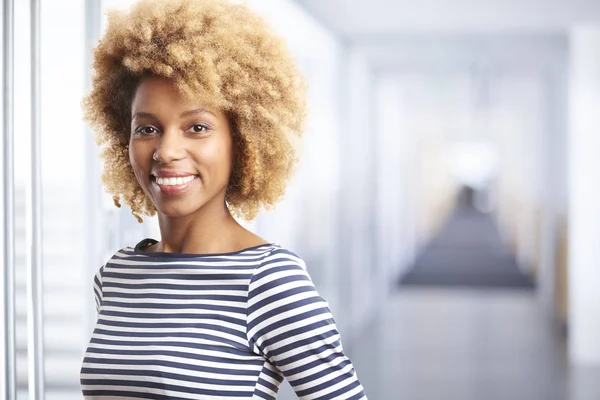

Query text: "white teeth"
[155, 175, 195, 186]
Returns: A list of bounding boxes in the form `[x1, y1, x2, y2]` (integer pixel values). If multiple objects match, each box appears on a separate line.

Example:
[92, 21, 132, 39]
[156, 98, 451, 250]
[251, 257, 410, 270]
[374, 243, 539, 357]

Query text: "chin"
[150, 186, 227, 219]
[154, 201, 205, 219]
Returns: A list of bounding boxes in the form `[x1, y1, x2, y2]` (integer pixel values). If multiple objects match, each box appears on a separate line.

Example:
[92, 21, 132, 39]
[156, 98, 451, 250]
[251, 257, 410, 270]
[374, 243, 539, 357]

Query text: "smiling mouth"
[151, 175, 197, 186]
[150, 174, 199, 194]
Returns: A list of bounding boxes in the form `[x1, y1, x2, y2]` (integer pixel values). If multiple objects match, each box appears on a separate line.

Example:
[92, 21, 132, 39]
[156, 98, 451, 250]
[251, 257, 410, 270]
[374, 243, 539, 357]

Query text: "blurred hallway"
[345, 198, 598, 399]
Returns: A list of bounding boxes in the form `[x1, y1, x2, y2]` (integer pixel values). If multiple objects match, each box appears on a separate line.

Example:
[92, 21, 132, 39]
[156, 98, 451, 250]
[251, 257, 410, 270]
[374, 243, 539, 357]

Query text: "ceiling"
[293, 0, 600, 36]
[292, 0, 587, 73]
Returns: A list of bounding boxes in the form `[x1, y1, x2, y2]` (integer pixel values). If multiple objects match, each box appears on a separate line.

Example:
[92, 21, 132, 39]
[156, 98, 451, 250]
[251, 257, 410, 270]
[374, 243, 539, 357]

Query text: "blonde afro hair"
[83, 0, 306, 222]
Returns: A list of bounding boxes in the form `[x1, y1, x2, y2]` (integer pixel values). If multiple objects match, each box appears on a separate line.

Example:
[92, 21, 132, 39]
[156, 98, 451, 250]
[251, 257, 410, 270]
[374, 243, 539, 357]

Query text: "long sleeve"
[92, 265, 104, 316]
[246, 249, 367, 399]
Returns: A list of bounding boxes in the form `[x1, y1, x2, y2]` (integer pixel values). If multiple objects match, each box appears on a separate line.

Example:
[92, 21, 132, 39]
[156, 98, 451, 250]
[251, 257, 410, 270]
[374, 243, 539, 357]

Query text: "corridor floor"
[400, 204, 533, 288]
[351, 288, 600, 400]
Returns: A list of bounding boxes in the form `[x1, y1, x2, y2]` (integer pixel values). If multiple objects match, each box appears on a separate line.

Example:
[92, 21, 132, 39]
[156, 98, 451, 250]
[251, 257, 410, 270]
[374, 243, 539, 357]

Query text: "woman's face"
[129, 76, 233, 218]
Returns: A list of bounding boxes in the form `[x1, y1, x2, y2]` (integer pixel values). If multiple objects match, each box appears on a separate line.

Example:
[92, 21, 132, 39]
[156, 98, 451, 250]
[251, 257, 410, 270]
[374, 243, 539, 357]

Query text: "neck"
[156, 199, 242, 254]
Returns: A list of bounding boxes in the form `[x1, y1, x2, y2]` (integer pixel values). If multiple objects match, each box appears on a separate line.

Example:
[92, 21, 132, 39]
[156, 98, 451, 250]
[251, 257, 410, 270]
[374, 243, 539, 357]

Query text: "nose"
[153, 129, 186, 164]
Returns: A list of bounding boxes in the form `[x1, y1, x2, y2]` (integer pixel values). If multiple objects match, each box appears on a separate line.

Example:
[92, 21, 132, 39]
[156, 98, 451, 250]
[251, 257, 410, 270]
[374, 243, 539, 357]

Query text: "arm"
[92, 265, 104, 316]
[246, 249, 367, 400]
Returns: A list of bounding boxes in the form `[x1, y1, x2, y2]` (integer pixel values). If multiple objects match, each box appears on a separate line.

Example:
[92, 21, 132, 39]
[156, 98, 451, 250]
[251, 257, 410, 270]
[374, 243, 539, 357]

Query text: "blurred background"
[1, 0, 600, 399]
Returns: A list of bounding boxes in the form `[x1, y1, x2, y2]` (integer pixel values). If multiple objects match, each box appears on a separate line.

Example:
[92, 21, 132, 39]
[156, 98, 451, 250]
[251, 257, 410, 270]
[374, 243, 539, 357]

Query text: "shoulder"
[95, 243, 138, 274]
[254, 246, 308, 278]
[248, 245, 314, 295]
[260, 245, 304, 263]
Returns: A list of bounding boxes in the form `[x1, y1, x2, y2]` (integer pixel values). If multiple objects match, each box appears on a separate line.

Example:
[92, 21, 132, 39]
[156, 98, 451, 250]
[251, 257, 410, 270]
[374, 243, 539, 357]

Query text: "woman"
[80, 0, 367, 399]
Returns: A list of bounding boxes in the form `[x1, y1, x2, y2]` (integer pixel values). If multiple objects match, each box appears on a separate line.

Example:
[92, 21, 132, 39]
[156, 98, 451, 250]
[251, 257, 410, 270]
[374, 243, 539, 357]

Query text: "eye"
[188, 124, 209, 134]
[134, 126, 159, 136]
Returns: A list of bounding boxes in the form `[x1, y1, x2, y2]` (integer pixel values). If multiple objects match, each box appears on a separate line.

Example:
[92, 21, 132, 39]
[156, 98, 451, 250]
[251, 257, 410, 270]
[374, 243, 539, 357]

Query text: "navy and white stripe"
[81, 238, 367, 399]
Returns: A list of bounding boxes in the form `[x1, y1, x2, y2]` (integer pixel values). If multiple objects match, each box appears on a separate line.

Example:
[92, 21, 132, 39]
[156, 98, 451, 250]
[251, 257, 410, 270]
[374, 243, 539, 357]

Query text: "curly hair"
[83, 0, 306, 222]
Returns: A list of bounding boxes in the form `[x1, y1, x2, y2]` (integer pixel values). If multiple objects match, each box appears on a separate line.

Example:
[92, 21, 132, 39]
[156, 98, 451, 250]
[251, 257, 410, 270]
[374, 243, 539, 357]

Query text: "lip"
[151, 170, 197, 178]
[151, 175, 199, 195]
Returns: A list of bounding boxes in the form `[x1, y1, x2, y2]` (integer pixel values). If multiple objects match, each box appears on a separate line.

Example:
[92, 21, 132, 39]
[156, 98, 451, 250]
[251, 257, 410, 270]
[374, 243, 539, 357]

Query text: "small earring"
[152, 152, 159, 162]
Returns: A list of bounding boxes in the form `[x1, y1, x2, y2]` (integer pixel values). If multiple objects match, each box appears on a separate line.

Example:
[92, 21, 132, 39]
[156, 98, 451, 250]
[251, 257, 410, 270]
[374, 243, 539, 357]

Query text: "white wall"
[494, 75, 545, 272]
[338, 48, 378, 336]
[374, 74, 417, 291]
[568, 25, 600, 365]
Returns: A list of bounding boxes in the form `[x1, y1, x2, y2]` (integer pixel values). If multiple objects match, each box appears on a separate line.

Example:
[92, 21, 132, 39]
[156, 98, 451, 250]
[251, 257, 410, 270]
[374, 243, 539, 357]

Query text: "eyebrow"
[132, 108, 217, 120]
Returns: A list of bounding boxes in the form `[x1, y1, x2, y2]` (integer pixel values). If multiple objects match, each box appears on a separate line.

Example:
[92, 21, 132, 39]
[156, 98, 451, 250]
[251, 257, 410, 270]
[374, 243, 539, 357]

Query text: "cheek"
[128, 142, 150, 179]
[221, 139, 234, 176]
[128, 144, 138, 170]
[201, 137, 234, 173]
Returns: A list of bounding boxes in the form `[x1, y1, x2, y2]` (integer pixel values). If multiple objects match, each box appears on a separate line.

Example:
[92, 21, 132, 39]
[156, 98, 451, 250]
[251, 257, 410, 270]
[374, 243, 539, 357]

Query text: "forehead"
[131, 76, 221, 115]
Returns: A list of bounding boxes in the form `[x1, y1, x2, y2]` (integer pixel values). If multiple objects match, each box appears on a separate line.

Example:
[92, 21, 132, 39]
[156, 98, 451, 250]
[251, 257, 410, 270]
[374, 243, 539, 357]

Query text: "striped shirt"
[80, 238, 367, 399]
